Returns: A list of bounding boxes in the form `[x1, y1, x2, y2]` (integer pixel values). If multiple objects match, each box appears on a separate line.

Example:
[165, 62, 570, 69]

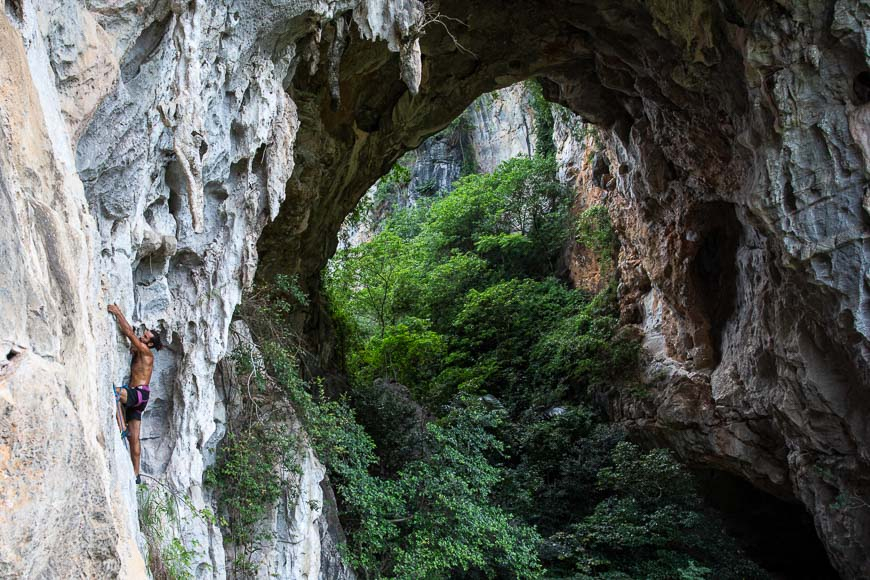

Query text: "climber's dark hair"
[149, 331, 163, 351]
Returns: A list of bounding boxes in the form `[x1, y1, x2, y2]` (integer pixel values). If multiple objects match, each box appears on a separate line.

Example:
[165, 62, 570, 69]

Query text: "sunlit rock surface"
[1, 1, 414, 577]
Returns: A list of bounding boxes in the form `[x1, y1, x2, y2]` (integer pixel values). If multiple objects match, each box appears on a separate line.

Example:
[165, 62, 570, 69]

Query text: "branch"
[416, 3, 476, 57]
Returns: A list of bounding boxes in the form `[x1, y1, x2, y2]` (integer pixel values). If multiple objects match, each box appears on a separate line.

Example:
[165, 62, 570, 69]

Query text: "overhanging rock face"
[1, 0, 868, 577]
[258, 1, 870, 576]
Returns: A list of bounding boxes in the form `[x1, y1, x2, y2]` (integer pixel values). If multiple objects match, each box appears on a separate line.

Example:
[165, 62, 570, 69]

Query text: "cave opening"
[694, 468, 838, 579]
[690, 202, 739, 366]
[284, 77, 847, 577]
[5, 0, 865, 577]
[853, 71, 870, 105]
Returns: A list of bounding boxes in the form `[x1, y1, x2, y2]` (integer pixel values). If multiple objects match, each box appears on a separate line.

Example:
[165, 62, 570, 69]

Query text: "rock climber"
[107, 303, 162, 484]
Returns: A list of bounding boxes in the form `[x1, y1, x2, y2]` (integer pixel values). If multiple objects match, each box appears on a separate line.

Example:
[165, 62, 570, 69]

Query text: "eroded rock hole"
[0, 347, 21, 378]
[4, 0, 22, 21]
[120, 13, 172, 83]
[853, 71, 870, 105]
[691, 203, 739, 366]
[165, 160, 187, 227]
[695, 469, 838, 578]
[205, 180, 228, 202]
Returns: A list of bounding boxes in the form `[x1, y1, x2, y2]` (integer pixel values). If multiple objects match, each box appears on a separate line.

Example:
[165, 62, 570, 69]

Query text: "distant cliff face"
[1, 0, 868, 578]
[340, 83, 539, 247]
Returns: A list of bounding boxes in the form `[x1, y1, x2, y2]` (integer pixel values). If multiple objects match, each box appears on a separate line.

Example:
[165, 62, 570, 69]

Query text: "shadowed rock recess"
[0, 0, 867, 578]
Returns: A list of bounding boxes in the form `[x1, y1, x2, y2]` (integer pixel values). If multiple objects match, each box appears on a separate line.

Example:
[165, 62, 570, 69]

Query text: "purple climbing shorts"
[123, 384, 150, 422]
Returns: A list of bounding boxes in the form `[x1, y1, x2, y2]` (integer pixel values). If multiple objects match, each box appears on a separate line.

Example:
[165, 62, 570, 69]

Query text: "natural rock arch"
[257, 1, 870, 576]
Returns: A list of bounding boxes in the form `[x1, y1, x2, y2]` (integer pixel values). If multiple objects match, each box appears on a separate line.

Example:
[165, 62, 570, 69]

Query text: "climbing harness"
[113, 383, 129, 449]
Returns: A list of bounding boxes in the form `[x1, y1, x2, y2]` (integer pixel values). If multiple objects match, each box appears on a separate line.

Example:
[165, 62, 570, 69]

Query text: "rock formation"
[1, 0, 868, 577]
[339, 83, 540, 247]
[1, 1, 417, 577]
[256, 1, 870, 576]
[212, 321, 355, 579]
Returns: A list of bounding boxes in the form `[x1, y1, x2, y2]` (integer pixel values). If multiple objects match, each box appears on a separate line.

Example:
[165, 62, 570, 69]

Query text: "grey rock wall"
[466, 83, 536, 174]
[0, 1, 419, 577]
[342, 82, 540, 245]
[410, 83, 537, 195]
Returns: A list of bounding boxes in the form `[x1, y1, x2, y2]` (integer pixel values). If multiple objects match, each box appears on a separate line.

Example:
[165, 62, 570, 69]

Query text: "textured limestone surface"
[0, 7, 144, 578]
[552, 109, 613, 293]
[214, 322, 355, 580]
[1, 0, 416, 577]
[402, 83, 540, 202]
[466, 83, 537, 174]
[400, 83, 540, 195]
[3, 0, 870, 577]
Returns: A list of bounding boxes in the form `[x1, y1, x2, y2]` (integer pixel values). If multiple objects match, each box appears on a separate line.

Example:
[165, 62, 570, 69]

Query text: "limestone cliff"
[0, 0, 417, 577]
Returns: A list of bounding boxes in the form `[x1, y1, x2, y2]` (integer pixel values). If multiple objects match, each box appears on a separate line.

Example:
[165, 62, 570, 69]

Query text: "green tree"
[388, 398, 544, 579]
[353, 318, 447, 392]
[556, 442, 767, 579]
[328, 231, 414, 337]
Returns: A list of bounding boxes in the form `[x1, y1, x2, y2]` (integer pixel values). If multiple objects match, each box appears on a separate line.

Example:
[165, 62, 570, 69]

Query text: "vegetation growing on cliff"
[526, 80, 555, 158]
[575, 204, 617, 263]
[220, 153, 763, 578]
[138, 483, 216, 580]
[320, 154, 765, 578]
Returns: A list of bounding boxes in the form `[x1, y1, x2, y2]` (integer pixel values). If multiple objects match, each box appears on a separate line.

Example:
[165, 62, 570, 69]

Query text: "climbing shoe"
[136, 474, 142, 485]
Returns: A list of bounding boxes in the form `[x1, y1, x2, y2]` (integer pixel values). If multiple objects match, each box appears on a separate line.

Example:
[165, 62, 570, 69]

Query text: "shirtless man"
[108, 303, 162, 484]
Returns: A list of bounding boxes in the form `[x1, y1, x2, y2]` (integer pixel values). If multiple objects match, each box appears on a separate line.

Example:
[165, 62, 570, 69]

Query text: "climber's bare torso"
[107, 303, 156, 385]
[129, 347, 154, 387]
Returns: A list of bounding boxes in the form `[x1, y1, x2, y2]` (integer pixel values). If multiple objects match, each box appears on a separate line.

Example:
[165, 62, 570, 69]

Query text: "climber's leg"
[127, 419, 142, 482]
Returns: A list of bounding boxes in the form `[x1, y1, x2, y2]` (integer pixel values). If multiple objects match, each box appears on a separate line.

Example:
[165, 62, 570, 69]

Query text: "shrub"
[137, 484, 214, 580]
[576, 204, 617, 263]
[558, 442, 768, 579]
[374, 163, 412, 207]
[204, 426, 299, 549]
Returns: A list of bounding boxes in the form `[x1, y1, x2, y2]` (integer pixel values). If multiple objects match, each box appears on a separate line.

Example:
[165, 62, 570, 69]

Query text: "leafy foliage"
[204, 341, 304, 576]
[526, 79, 556, 157]
[321, 149, 765, 578]
[233, 286, 538, 579]
[374, 163, 412, 207]
[138, 484, 214, 580]
[550, 442, 767, 579]
[204, 426, 298, 547]
[575, 204, 617, 263]
[387, 397, 542, 579]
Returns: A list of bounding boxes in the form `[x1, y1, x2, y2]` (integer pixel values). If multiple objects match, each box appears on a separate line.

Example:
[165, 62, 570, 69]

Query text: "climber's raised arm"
[108, 303, 149, 354]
